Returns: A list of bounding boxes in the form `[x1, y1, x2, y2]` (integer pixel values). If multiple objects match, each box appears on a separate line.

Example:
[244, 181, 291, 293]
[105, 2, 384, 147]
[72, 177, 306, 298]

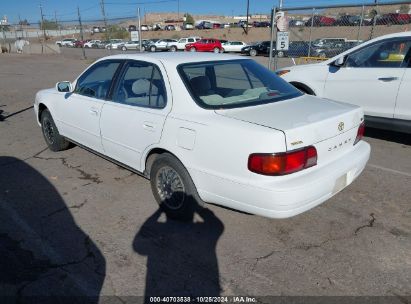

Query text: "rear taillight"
[248, 146, 317, 176]
[354, 121, 365, 145]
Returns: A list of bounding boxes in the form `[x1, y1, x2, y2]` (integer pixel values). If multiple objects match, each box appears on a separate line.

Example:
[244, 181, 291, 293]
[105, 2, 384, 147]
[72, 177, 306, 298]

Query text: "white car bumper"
[193, 141, 371, 219]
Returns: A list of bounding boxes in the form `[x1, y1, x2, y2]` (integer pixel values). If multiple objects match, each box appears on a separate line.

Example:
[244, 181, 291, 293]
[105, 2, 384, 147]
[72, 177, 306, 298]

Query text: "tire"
[150, 153, 202, 221]
[221, 48, 225, 53]
[213, 47, 220, 53]
[121, 46, 127, 51]
[190, 47, 196, 52]
[170, 46, 177, 52]
[150, 46, 156, 52]
[41, 109, 70, 152]
[249, 49, 257, 56]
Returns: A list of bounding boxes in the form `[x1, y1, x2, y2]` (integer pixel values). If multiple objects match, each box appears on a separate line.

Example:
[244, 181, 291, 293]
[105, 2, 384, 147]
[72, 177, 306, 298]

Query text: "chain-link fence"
[278, 1, 411, 64]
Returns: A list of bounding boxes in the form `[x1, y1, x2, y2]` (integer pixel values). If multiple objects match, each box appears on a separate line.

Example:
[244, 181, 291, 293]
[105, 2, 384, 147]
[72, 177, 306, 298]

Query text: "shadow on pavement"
[365, 127, 411, 146]
[133, 203, 224, 301]
[0, 157, 105, 303]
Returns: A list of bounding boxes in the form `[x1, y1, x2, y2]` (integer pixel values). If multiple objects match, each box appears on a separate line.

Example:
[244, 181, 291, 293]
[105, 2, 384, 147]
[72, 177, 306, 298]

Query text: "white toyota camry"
[34, 53, 370, 220]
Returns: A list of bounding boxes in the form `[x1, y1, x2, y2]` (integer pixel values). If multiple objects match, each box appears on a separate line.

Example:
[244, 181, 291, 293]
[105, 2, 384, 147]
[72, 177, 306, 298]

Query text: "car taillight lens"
[248, 146, 317, 176]
[354, 121, 365, 145]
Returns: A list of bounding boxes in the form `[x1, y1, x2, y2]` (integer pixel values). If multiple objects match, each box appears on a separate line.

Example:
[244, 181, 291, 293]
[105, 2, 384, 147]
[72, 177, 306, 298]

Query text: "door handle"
[142, 122, 156, 131]
[378, 77, 398, 82]
[89, 107, 99, 116]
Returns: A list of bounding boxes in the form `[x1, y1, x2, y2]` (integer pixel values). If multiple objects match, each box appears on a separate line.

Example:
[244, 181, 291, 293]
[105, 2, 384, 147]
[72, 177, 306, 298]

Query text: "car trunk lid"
[215, 95, 364, 164]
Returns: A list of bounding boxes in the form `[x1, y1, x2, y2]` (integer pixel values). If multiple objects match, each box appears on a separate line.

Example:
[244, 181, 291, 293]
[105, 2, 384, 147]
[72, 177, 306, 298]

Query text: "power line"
[105, 0, 177, 5]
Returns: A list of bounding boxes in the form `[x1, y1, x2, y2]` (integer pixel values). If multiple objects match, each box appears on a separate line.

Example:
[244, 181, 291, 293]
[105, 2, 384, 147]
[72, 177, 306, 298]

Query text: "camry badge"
[338, 122, 345, 132]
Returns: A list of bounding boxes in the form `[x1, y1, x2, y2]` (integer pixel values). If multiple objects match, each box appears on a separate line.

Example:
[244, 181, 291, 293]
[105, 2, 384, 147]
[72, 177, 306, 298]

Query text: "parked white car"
[56, 38, 76, 47]
[167, 37, 201, 51]
[34, 53, 370, 220]
[148, 39, 178, 52]
[222, 41, 248, 53]
[119, 40, 142, 51]
[105, 39, 125, 50]
[278, 31, 411, 134]
[84, 40, 101, 48]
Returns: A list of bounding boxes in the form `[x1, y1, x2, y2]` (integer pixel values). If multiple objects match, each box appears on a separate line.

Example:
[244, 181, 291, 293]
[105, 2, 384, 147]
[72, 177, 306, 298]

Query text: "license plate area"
[332, 173, 348, 194]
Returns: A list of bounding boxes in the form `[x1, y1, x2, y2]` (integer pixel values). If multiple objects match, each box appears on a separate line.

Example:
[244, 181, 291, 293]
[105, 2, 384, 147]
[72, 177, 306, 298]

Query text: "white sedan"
[222, 41, 248, 53]
[277, 31, 411, 134]
[34, 53, 370, 220]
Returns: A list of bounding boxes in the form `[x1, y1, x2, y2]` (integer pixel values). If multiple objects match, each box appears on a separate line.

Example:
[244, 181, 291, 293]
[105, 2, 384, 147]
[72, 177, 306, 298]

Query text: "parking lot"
[0, 52, 410, 302]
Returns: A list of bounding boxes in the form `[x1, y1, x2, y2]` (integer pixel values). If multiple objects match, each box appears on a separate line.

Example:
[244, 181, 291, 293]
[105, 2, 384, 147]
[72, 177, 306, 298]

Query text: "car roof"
[99, 52, 245, 66]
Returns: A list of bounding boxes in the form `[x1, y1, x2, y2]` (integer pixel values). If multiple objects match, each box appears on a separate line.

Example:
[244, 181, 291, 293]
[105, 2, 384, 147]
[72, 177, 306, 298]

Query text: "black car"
[241, 41, 275, 56]
[196, 21, 213, 29]
[284, 41, 311, 58]
[335, 15, 361, 26]
[128, 24, 137, 32]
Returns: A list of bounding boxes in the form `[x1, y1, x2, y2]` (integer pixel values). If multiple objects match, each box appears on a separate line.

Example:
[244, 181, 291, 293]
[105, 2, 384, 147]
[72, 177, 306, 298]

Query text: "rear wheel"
[190, 47, 196, 52]
[41, 109, 70, 152]
[121, 46, 127, 51]
[249, 49, 257, 56]
[213, 47, 220, 53]
[150, 153, 202, 221]
[150, 46, 156, 52]
[170, 45, 177, 52]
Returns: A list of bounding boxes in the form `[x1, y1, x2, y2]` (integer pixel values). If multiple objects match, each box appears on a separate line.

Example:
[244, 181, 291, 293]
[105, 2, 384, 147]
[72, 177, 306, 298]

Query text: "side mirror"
[56, 81, 72, 93]
[333, 56, 346, 67]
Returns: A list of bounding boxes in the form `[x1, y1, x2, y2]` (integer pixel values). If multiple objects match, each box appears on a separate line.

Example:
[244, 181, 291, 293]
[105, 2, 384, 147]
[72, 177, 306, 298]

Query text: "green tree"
[104, 25, 129, 40]
[0, 24, 10, 32]
[399, 4, 409, 13]
[184, 13, 194, 24]
[40, 19, 59, 30]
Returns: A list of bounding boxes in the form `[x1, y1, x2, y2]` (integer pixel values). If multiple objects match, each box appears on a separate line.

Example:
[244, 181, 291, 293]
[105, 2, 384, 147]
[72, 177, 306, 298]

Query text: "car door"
[54, 60, 123, 153]
[394, 51, 411, 121]
[323, 38, 411, 118]
[99, 60, 171, 171]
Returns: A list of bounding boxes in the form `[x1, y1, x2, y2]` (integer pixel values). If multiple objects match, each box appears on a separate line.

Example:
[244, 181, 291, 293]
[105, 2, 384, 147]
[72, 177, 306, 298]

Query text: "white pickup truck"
[167, 37, 201, 52]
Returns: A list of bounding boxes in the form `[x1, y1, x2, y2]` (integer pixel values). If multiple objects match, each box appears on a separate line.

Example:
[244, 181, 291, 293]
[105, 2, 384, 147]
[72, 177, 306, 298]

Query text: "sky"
[0, 0, 408, 24]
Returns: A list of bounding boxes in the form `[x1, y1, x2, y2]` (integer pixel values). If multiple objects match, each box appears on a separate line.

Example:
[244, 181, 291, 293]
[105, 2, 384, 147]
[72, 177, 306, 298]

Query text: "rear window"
[178, 59, 302, 109]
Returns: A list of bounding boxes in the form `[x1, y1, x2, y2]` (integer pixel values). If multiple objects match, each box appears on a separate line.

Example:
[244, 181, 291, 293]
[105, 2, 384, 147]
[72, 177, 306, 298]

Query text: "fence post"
[268, 7, 276, 70]
[357, 5, 365, 41]
[307, 8, 315, 57]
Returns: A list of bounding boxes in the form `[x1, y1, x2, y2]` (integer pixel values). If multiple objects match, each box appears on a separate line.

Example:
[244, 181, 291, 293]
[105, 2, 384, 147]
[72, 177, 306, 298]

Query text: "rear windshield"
[178, 59, 302, 109]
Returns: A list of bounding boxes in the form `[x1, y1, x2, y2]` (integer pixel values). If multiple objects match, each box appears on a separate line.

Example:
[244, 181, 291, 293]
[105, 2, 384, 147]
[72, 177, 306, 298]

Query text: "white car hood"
[215, 94, 363, 150]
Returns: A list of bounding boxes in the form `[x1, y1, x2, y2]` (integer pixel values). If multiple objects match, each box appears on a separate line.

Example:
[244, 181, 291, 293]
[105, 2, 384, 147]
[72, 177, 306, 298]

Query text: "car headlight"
[275, 70, 290, 77]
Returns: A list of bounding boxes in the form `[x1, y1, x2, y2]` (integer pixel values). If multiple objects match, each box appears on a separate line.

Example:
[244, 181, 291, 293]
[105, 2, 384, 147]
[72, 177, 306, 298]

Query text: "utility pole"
[100, 0, 111, 53]
[177, 0, 180, 25]
[77, 6, 86, 60]
[246, 0, 250, 34]
[39, 4, 46, 53]
[39, 4, 46, 40]
[54, 10, 61, 42]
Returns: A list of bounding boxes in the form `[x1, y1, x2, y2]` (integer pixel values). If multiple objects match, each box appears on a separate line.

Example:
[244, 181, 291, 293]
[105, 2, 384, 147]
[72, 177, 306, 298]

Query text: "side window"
[112, 61, 166, 109]
[188, 38, 194, 43]
[346, 39, 411, 68]
[75, 61, 121, 99]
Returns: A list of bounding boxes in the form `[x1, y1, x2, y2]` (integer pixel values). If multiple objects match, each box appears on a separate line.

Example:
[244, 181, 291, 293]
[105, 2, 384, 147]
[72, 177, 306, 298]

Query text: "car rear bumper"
[192, 141, 370, 219]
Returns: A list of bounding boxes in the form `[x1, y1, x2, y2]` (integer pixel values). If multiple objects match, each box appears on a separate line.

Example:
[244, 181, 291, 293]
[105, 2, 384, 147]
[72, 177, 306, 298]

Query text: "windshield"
[178, 59, 302, 109]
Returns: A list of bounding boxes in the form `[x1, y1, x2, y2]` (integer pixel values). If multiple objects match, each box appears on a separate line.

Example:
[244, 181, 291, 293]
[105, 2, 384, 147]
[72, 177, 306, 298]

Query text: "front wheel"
[190, 47, 196, 52]
[121, 46, 127, 51]
[150, 46, 156, 52]
[213, 47, 220, 53]
[41, 109, 70, 152]
[170, 46, 177, 52]
[150, 153, 202, 221]
[249, 49, 257, 56]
